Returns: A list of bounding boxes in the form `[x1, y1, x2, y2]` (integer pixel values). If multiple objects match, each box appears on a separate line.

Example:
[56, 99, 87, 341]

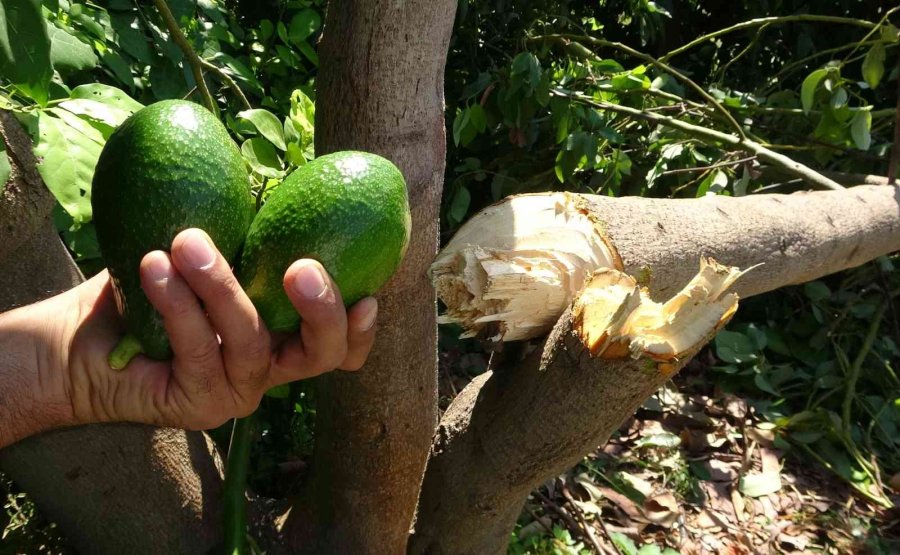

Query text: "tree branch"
[661, 15, 879, 62]
[152, 0, 218, 114]
[556, 91, 844, 190]
[532, 34, 748, 139]
[200, 58, 253, 111]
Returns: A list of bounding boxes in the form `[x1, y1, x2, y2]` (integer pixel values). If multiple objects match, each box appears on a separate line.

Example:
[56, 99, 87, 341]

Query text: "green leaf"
[296, 40, 318, 66]
[850, 109, 872, 151]
[109, 11, 153, 64]
[0, 0, 52, 104]
[862, 42, 886, 89]
[288, 9, 320, 45]
[238, 109, 287, 151]
[803, 281, 831, 301]
[265, 384, 290, 399]
[46, 22, 97, 73]
[101, 50, 134, 89]
[46, 106, 106, 143]
[739, 471, 782, 497]
[800, 68, 827, 114]
[610, 532, 639, 555]
[31, 112, 101, 223]
[637, 544, 662, 555]
[0, 141, 10, 192]
[69, 83, 143, 114]
[241, 137, 283, 178]
[285, 88, 315, 150]
[715, 330, 758, 364]
[59, 98, 132, 128]
[449, 185, 471, 223]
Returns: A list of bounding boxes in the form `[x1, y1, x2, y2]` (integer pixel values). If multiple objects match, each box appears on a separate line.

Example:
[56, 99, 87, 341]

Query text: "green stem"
[108, 333, 143, 370]
[841, 303, 887, 439]
[223, 414, 256, 555]
[152, 0, 218, 115]
[199, 58, 253, 111]
[661, 15, 879, 62]
[556, 90, 844, 190]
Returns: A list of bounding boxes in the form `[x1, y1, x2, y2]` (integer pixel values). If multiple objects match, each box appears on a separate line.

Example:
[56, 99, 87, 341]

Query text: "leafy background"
[1, 0, 898, 553]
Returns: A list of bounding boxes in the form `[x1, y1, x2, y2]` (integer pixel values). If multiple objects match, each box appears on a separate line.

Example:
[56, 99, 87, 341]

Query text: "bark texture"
[411, 185, 900, 553]
[410, 312, 698, 555]
[0, 111, 225, 554]
[282, 1, 456, 553]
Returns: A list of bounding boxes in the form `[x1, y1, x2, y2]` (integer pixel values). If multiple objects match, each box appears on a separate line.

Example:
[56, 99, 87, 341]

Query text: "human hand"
[0, 228, 377, 442]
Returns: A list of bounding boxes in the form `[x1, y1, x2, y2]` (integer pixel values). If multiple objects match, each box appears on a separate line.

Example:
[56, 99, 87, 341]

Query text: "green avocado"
[92, 100, 255, 361]
[237, 151, 411, 332]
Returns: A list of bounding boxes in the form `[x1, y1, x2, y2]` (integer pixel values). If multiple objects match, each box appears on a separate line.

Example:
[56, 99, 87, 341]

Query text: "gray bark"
[281, 1, 457, 553]
[411, 184, 900, 554]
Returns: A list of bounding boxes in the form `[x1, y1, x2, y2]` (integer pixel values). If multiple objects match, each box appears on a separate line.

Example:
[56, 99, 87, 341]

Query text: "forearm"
[0, 302, 75, 449]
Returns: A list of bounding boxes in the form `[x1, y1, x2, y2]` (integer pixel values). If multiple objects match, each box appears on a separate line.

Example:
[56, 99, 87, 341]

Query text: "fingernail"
[293, 263, 328, 299]
[181, 230, 215, 270]
[145, 252, 170, 284]
[358, 297, 378, 331]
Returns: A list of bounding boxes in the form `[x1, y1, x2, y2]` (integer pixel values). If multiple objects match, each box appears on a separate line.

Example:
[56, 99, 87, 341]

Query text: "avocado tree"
[1, 0, 898, 553]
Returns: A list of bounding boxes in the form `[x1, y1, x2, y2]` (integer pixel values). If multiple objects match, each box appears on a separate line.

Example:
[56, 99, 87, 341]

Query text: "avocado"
[92, 100, 255, 361]
[237, 151, 411, 332]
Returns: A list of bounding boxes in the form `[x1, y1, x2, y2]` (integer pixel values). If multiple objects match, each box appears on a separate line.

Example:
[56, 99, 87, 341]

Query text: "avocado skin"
[92, 100, 255, 359]
[237, 151, 411, 332]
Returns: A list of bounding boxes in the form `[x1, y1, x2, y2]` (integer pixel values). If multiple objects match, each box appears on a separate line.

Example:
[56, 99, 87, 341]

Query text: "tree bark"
[281, 1, 456, 553]
[0, 111, 225, 554]
[411, 185, 900, 554]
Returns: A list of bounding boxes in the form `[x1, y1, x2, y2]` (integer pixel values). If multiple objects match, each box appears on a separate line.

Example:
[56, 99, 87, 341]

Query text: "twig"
[841, 303, 887, 438]
[152, 0, 217, 114]
[200, 58, 252, 111]
[535, 489, 608, 553]
[661, 15, 878, 62]
[533, 34, 747, 139]
[715, 22, 769, 82]
[561, 483, 607, 555]
[555, 90, 844, 190]
[660, 155, 756, 176]
[841, 6, 900, 64]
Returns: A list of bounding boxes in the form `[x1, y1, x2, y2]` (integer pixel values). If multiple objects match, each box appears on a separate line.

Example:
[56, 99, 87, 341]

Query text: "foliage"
[711, 257, 900, 507]
[0, 0, 899, 550]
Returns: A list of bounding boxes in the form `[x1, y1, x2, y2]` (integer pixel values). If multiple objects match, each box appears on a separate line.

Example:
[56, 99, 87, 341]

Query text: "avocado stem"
[223, 414, 256, 555]
[108, 334, 144, 370]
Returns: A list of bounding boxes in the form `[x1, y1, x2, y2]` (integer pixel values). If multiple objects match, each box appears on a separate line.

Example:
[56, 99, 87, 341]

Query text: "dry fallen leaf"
[643, 492, 681, 528]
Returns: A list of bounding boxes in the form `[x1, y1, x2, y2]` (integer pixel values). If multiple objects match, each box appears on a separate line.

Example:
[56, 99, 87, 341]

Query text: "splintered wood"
[431, 192, 749, 364]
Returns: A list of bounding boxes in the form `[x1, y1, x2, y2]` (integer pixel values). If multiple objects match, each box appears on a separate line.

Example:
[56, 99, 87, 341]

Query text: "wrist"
[0, 298, 77, 448]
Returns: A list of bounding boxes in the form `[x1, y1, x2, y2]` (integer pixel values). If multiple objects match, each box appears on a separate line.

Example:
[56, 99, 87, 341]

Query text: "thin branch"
[660, 155, 756, 176]
[533, 34, 748, 139]
[560, 483, 607, 555]
[200, 58, 253, 111]
[152, 0, 218, 115]
[715, 22, 770, 82]
[842, 303, 887, 439]
[661, 15, 879, 62]
[841, 6, 900, 64]
[555, 90, 844, 190]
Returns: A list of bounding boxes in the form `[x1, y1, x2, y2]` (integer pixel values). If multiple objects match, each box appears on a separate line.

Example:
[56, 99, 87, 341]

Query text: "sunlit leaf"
[238, 108, 287, 150]
[800, 68, 827, 114]
[862, 42, 885, 89]
[31, 112, 101, 223]
[241, 137, 283, 178]
[739, 471, 782, 497]
[850, 109, 872, 151]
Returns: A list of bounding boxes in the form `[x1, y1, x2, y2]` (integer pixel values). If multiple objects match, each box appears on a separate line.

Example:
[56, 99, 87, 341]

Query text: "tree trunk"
[0, 111, 225, 554]
[411, 185, 900, 554]
[281, 1, 456, 553]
